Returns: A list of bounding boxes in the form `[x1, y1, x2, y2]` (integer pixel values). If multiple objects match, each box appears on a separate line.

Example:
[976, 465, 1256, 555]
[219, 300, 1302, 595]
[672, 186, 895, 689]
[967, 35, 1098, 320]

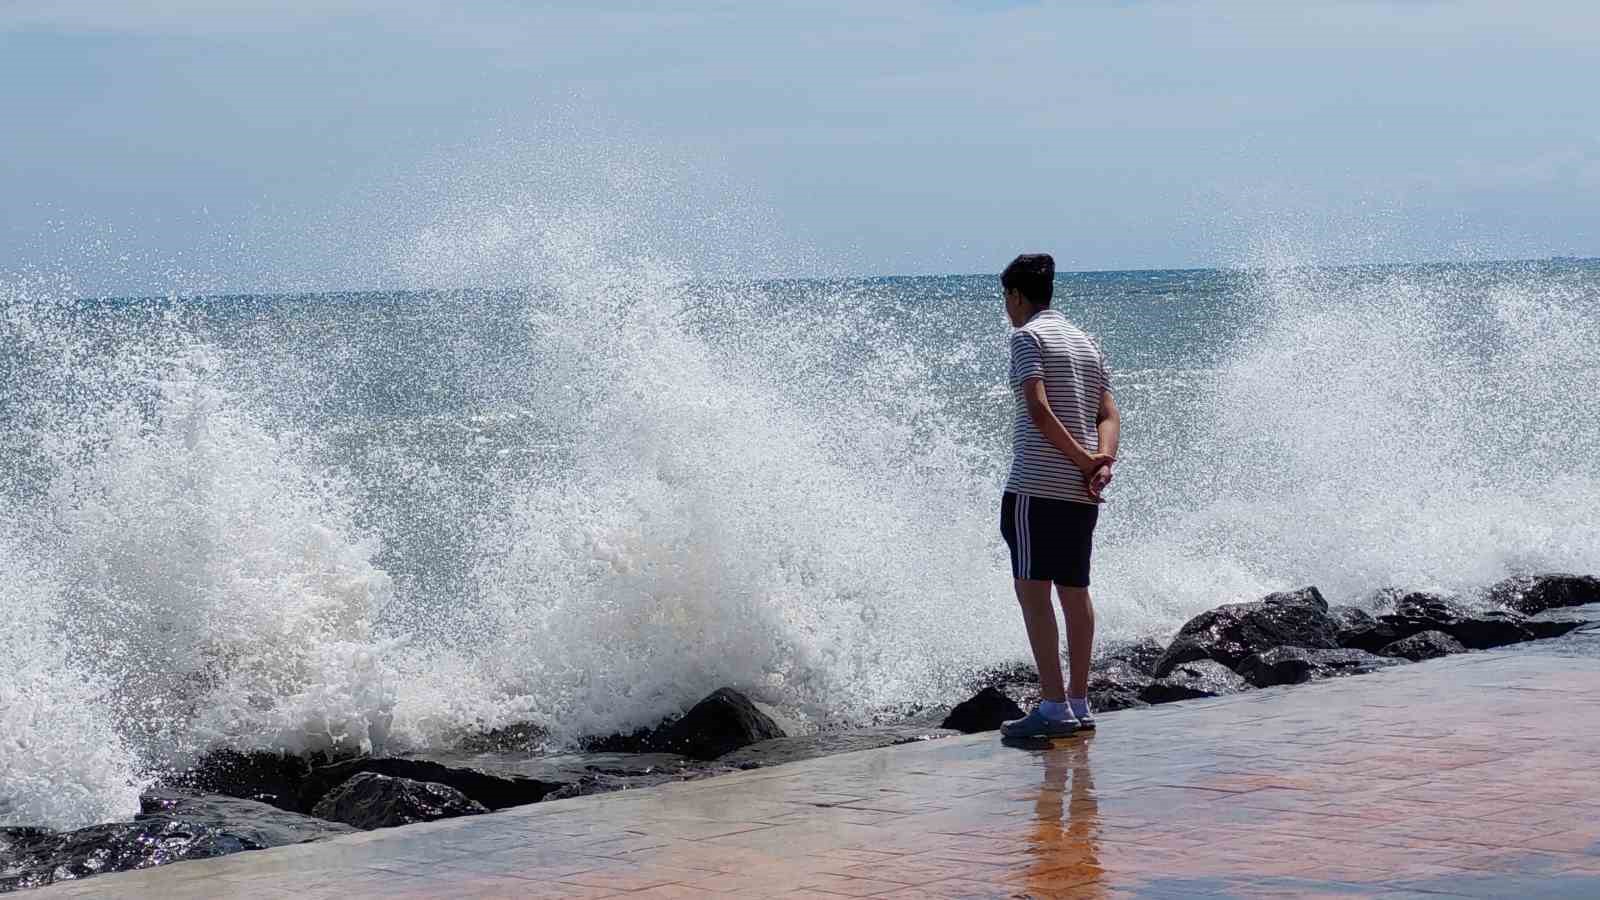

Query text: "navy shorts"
[1000, 491, 1099, 587]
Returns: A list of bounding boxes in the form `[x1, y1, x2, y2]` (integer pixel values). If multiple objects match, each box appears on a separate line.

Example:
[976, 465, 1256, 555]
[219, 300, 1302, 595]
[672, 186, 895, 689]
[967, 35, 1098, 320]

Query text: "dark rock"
[450, 722, 548, 755]
[1140, 660, 1251, 704]
[1087, 667, 1151, 713]
[0, 820, 257, 893]
[1378, 591, 1470, 632]
[1236, 647, 1403, 688]
[1488, 574, 1600, 616]
[941, 686, 1024, 733]
[980, 641, 1160, 714]
[1377, 630, 1466, 661]
[651, 689, 786, 761]
[1154, 587, 1338, 677]
[299, 757, 562, 813]
[1336, 617, 1409, 652]
[310, 773, 487, 830]
[1085, 638, 1164, 712]
[136, 791, 356, 846]
[1329, 605, 1392, 650]
[1446, 609, 1538, 649]
[1337, 591, 1571, 652]
[1097, 637, 1167, 676]
[0, 795, 353, 892]
[1380, 592, 1534, 650]
[1326, 590, 1560, 652]
[182, 749, 314, 812]
[998, 680, 1042, 712]
[583, 689, 786, 761]
[1335, 592, 1426, 651]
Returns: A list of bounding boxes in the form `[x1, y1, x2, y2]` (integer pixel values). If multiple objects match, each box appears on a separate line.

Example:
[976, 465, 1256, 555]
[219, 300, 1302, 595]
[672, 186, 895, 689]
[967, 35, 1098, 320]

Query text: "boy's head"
[1001, 253, 1054, 324]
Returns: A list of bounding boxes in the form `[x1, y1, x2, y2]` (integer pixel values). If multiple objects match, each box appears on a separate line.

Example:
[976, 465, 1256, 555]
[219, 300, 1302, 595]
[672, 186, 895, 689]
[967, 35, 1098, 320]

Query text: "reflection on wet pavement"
[1020, 735, 1104, 897]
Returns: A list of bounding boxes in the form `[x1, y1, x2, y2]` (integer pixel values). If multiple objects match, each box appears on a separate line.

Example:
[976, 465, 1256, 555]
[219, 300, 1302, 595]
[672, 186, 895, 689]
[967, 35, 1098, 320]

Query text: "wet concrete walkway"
[31, 649, 1600, 899]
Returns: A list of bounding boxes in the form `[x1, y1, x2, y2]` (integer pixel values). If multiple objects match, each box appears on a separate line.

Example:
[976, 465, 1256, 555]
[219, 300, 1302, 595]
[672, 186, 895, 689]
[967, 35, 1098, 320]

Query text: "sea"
[3, 256, 1598, 832]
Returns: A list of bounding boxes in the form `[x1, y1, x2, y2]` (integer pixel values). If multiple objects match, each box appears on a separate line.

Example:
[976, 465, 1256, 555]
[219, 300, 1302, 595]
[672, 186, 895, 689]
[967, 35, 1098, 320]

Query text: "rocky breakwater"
[8, 574, 1595, 892]
[0, 793, 354, 893]
[948, 573, 1600, 732]
[0, 687, 820, 893]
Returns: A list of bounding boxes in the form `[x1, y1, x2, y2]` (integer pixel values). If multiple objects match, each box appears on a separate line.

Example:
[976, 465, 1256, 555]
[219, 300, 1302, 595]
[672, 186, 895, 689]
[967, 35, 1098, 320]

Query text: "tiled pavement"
[29, 649, 1600, 899]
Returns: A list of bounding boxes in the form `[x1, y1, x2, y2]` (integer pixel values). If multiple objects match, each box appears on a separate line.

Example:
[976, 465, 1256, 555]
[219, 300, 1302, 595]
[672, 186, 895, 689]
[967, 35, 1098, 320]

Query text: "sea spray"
[44, 342, 399, 758]
[1, 280, 399, 827]
[2, 279, 149, 829]
[439, 215, 1022, 742]
[0, 534, 147, 831]
[1090, 260, 1600, 624]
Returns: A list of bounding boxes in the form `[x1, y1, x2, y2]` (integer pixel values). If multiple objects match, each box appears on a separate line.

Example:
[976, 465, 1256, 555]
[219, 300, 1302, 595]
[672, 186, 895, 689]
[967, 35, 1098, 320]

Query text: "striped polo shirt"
[1005, 309, 1112, 504]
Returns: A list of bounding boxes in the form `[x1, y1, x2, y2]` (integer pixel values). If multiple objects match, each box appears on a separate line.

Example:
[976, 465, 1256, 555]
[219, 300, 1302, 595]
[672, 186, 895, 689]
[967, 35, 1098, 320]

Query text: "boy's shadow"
[999, 734, 1083, 751]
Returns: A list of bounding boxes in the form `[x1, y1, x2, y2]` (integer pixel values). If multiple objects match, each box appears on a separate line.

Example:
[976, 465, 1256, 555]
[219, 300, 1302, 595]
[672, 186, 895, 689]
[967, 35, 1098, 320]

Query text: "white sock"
[1039, 699, 1071, 720]
[1067, 696, 1091, 718]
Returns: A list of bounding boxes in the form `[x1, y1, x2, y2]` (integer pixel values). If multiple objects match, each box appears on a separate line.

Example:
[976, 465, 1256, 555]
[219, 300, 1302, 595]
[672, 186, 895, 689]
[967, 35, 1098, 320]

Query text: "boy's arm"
[1022, 379, 1115, 474]
[1096, 389, 1120, 459]
[1089, 389, 1121, 498]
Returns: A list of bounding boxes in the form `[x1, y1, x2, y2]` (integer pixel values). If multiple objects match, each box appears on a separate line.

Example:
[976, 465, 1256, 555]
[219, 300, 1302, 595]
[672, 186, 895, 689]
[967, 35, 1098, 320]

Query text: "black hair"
[1000, 253, 1055, 307]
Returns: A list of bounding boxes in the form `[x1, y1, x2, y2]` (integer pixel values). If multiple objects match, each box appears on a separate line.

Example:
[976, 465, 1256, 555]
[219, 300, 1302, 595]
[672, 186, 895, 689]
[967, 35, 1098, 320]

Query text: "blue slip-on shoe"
[1073, 704, 1096, 730]
[1000, 707, 1080, 739]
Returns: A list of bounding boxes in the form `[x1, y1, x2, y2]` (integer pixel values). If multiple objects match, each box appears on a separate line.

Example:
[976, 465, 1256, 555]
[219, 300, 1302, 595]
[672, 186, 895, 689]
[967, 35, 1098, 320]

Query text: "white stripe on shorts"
[1016, 494, 1030, 578]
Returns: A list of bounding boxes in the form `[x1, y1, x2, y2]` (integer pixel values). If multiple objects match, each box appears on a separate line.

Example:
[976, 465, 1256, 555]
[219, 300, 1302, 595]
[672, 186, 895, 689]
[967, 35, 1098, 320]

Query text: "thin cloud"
[2, 0, 1597, 292]
[0, 0, 427, 35]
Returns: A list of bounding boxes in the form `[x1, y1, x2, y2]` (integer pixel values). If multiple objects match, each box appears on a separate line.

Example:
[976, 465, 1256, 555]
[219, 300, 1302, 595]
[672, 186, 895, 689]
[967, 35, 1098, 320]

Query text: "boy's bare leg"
[1015, 578, 1066, 702]
[1058, 586, 1095, 699]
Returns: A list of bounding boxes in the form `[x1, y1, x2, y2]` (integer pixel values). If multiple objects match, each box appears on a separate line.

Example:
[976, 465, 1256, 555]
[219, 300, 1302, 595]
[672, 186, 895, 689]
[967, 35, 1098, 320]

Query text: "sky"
[3, 0, 1598, 295]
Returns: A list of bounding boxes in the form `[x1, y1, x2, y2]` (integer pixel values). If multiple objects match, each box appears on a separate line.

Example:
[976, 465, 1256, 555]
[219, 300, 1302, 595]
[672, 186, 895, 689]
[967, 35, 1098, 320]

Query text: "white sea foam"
[1093, 262, 1600, 623]
[0, 534, 147, 830]
[46, 343, 399, 758]
[1, 281, 398, 828]
[398, 209, 1021, 742]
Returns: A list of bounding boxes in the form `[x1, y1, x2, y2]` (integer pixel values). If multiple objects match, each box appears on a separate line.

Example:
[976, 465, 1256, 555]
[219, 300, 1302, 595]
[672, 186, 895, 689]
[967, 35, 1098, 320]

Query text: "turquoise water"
[3, 258, 1599, 830]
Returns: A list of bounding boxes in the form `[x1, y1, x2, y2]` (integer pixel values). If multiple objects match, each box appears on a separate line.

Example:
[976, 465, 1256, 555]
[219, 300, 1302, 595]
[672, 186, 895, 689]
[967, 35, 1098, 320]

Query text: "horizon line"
[48, 253, 1600, 304]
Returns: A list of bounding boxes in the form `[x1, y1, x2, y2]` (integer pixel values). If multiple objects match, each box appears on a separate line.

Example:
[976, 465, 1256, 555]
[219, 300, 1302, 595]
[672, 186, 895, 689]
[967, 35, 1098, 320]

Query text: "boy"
[997, 253, 1120, 739]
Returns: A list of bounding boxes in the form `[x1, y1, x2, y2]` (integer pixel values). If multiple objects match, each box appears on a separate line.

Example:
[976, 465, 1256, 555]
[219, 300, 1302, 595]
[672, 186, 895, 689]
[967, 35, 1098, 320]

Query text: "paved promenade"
[31, 649, 1600, 899]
